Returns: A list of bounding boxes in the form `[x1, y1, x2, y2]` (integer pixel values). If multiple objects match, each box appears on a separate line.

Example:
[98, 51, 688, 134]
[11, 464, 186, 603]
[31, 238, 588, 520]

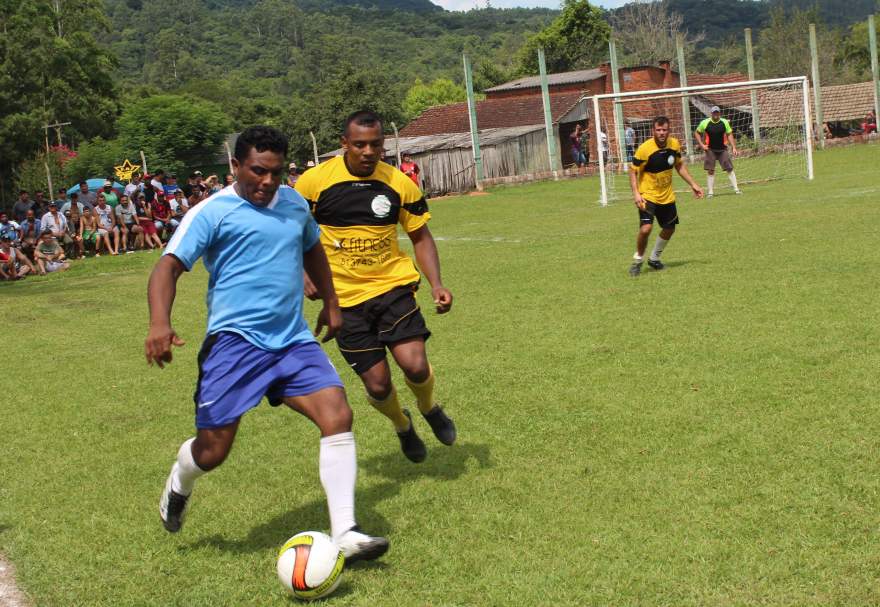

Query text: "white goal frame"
[591, 76, 814, 207]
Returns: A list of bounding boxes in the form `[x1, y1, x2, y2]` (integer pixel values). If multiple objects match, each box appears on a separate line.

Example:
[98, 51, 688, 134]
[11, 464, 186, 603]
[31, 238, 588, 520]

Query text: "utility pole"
[42, 121, 71, 154]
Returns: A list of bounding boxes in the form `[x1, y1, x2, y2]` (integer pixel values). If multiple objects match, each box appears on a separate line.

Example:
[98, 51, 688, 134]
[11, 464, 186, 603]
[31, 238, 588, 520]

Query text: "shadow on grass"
[186, 442, 492, 557]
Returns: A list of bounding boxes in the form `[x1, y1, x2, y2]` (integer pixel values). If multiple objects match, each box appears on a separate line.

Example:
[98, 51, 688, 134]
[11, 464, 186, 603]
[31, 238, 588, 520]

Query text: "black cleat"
[159, 466, 190, 533]
[422, 405, 456, 445]
[629, 262, 642, 277]
[397, 409, 427, 463]
[647, 259, 665, 271]
[335, 526, 389, 563]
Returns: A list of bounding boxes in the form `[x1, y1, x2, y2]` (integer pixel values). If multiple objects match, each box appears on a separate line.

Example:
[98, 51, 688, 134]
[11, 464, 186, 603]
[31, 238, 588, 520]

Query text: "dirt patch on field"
[0, 554, 30, 607]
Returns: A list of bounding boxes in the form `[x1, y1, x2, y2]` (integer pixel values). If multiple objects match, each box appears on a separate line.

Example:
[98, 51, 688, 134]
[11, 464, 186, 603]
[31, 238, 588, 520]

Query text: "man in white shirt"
[125, 174, 144, 199]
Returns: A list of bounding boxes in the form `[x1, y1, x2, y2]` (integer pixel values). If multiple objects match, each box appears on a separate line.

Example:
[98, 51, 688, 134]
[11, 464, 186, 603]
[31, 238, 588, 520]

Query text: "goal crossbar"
[590, 76, 813, 207]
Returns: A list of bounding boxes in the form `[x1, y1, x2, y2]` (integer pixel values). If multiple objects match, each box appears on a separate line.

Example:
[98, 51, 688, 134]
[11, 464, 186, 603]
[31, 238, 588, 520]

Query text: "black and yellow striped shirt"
[295, 155, 430, 307]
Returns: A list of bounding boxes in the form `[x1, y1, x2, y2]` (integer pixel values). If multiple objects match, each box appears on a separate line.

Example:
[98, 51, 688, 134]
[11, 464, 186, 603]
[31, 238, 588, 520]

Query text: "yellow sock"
[405, 366, 436, 415]
[366, 386, 410, 432]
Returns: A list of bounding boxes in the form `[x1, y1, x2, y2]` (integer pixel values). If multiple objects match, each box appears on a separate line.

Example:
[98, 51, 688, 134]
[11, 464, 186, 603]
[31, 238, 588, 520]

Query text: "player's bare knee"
[403, 362, 429, 384]
[320, 403, 353, 435]
[191, 443, 230, 471]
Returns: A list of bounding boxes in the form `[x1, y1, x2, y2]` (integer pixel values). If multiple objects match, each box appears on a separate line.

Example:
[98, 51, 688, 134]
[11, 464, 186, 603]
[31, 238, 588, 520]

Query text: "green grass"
[3, 143, 880, 606]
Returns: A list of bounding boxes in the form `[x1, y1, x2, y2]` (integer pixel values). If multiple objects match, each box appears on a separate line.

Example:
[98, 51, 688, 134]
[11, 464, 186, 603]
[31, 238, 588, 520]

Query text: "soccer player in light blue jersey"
[145, 126, 388, 563]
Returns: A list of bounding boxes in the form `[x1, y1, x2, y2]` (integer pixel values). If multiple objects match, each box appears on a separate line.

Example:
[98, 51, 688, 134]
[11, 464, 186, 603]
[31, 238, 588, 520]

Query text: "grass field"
[2, 143, 879, 606]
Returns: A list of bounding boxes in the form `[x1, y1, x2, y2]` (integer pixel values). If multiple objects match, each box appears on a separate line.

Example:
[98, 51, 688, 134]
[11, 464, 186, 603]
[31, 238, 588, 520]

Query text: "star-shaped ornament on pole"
[114, 159, 140, 182]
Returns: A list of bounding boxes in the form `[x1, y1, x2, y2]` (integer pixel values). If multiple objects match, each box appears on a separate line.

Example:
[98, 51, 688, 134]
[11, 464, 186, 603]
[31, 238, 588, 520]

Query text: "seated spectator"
[0, 211, 21, 245]
[77, 181, 97, 208]
[823, 122, 833, 139]
[32, 191, 49, 217]
[34, 230, 69, 273]
[61, 191, 89, 214]
[1, 235, 37, 278]
[150, 170, 165, 195]
[171, 189, 189, 222]
[224, 173, 234, 186]
[124, 174, 144, 200]
[102, 180, 119, 208]
[151, 194, 174, 240]
[864, 109, 877, 135]
[12, 190, 33, 224]
[19, 209, 41, 258]
[115, 194, 142, 252]
[41, 201, 72, 252]
[93, 193, 119, 256]
[66, 204, 85, 259]
[206, 174, 221, 194]
[81, 207, 99, 256]
[53, 187, 70, 212]
[135, 194, 163, 250]
[163, 174, 180, 202]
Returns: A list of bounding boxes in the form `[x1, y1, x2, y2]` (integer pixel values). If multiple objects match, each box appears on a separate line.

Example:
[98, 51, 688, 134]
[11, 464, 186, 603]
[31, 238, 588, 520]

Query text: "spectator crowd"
[0, 170, 234, 280]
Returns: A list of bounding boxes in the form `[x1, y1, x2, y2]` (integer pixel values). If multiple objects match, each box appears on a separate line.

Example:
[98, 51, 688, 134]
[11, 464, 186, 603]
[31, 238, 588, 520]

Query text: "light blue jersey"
[164, 185, 320, 351]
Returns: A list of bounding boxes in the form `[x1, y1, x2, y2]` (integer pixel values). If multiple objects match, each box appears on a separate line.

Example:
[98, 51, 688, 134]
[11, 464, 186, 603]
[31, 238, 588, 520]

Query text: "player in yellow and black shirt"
[628, 115, 703, 277]
[296, 110, 455, 463]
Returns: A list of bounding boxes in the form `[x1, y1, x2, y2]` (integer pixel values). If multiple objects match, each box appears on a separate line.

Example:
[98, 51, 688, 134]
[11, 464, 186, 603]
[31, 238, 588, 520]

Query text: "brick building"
[401, 63, 747, 168]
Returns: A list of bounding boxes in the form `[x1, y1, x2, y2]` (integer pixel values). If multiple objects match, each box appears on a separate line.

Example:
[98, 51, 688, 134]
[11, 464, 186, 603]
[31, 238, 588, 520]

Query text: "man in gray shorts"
[694, 106, 741, 198]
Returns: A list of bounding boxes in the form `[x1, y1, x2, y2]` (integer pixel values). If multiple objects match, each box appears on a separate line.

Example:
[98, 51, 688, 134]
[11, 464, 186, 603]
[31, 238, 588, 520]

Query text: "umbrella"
[67, 178, 125, 197]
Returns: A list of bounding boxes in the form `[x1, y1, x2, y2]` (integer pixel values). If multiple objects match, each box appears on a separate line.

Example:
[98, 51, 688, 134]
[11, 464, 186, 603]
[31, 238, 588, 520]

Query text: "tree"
[0, 0, 118, 201]
[609, 0, 705, 69]
[516, 0, 610, 75]
[756, 6, 845, 83]
[116, 95, 231, 174]
[402, 78, 467, 121]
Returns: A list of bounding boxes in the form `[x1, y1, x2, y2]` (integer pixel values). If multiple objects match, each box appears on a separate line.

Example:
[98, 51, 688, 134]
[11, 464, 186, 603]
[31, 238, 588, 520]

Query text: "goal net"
[590, 77, 814, 206]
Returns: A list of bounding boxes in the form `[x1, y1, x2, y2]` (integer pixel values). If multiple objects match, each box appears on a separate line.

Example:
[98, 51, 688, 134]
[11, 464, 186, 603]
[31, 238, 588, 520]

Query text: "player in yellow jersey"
[296, 111, 455, 463]
[628, 116, 703, 277]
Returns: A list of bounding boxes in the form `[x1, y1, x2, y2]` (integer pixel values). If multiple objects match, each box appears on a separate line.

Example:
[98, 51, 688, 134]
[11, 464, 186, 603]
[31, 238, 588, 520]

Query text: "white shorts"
[45, 261, 66, 273]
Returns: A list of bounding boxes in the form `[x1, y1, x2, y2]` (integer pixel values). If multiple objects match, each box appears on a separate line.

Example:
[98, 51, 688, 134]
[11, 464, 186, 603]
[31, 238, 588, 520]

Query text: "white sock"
[728, 171, 739, 190]
[172, 438, 206, 495]
[650, 237, 669, 261]
[707, 174, 715, 194]
[320, 432, 357, 541]
[633, 253, 643, 263]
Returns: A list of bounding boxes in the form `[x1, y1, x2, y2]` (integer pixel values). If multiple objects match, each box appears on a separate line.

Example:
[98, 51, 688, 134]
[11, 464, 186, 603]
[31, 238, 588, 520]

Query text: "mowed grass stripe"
[2, 143, 879, 605]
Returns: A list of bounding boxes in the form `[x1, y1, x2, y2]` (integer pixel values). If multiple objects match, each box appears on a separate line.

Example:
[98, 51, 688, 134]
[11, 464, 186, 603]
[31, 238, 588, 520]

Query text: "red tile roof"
[687, 72, 749, 87]
[400, 92, 584, 137]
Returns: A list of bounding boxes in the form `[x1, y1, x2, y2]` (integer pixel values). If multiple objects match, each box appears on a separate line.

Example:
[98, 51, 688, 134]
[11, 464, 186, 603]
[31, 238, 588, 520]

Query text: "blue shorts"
[193, 332, 344, 429]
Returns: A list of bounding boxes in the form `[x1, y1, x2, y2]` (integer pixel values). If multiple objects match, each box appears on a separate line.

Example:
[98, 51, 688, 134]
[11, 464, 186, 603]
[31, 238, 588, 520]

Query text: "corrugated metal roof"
[320, 125, 545, 158]
[485, 68, 604, 93]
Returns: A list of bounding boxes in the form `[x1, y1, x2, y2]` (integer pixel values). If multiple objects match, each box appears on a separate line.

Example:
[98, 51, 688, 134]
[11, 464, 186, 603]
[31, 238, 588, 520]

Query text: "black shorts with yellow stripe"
[337, 283, 431, 374]
[638, 201, 679, 229]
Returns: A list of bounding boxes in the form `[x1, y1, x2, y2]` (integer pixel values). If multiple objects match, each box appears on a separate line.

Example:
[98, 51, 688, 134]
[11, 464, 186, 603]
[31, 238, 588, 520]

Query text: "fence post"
[869, 15, 880, 130]
[463, 53, 484, 187]
[744, 28, 761, 149]
[676, 34, 691, 160]
[538, 48, 560, 175]
[809, 23, 824, 148]
[608, 36, 626, 174]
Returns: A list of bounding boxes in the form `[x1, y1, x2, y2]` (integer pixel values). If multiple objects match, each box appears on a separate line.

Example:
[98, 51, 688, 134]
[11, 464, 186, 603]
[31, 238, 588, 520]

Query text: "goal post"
[591, 76, 814, 207]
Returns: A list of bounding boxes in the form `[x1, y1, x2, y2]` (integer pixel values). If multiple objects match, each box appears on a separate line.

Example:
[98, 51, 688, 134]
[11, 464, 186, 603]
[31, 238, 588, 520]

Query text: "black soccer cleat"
[335, 526, 390, 563]
[422, 405, 456, 446]
[397, 409, 427, 463]
[159, 466, 190, 533]
[629, 262, 642, 277]
[647, 259, 665, 271]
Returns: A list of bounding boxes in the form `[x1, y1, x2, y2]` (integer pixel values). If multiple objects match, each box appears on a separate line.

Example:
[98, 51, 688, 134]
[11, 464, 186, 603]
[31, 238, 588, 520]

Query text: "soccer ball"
[277, 531, 345, 601]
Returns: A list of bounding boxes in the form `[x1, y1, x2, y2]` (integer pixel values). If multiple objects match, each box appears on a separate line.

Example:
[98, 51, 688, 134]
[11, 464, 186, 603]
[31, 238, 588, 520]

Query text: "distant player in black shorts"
[296, 110, 456, 463]
[694, 106, 741, 198]
[628, 116, 703, 277]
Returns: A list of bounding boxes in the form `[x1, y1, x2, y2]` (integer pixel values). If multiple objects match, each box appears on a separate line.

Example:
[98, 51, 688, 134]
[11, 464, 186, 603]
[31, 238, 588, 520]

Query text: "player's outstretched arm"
[145, 254, 186, 368]
[408, 225, 452, 314]
[302, 242, 342, 343]
[675, 163, 704, 199]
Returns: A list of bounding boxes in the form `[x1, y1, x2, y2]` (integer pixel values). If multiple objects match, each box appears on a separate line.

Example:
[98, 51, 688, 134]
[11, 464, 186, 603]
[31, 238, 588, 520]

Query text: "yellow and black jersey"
[295, 155, 430, 308]
[631, 136, 683, 205]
